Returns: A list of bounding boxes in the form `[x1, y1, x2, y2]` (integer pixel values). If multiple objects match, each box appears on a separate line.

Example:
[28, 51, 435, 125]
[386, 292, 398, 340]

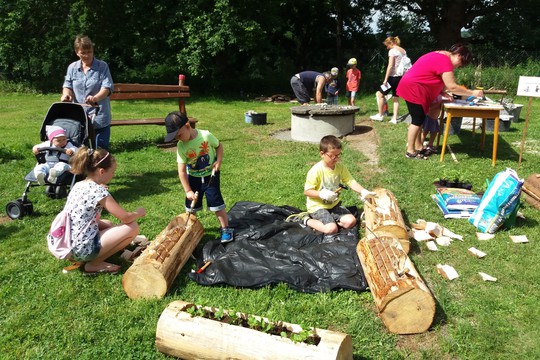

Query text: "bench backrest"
[111, 83, 190, 114]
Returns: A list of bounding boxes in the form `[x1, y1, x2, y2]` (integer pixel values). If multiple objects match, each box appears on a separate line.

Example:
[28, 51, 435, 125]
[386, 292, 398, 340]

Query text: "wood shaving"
[476, 232, 495, 241]
[479, 272, 497, 282]
[510, 235, 529, 243]
[436, 264, 459, 280]
[468, 247, 487, 258]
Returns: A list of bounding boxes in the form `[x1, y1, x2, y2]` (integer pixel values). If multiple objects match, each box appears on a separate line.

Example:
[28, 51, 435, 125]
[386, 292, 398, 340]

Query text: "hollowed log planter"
[156, 300, 353, 360]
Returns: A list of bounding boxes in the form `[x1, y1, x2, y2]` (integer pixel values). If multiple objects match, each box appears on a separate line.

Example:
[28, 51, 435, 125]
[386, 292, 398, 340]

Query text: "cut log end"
[379, 288, 436, 334]
[122, 263, 168, 299]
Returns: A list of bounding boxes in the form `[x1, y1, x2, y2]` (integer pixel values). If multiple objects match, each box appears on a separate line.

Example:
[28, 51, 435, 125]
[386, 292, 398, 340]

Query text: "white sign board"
[517, 76, 540, 97]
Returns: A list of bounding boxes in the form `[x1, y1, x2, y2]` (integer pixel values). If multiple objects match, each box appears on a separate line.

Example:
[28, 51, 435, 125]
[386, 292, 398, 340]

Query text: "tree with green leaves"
[374, 0, 514, 48]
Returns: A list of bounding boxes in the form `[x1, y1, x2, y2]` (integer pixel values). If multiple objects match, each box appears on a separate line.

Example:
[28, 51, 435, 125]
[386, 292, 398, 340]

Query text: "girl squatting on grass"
[66, 146, 146, 275]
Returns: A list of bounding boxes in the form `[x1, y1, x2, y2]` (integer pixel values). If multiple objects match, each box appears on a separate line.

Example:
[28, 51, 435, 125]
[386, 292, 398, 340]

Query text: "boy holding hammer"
[288, 135, 376, 234]
[164, 111, 234, 243]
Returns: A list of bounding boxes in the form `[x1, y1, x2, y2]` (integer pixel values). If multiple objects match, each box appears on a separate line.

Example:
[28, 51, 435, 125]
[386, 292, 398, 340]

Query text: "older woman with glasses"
[397, 43, 484, 159]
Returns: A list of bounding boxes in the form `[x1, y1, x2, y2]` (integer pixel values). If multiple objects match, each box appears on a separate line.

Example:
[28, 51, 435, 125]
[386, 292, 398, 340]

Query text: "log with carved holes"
[122, 213, 204, 299]
[363, 187, 410, 253]
[356, 233, 435, 334]
[155, 300, 353, 360]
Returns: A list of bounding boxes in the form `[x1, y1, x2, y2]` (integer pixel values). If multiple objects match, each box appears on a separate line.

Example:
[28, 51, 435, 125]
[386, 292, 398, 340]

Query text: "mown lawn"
[1, 93, 539, 359]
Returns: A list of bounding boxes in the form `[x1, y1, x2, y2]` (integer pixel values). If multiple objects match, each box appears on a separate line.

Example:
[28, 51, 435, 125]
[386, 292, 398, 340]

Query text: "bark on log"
[122, 214, 204, 299]
[363, 188, 410, 253]
[356, 234, 435, 334]
[156, 300, 353, 360]
[522, 174, 540, 210]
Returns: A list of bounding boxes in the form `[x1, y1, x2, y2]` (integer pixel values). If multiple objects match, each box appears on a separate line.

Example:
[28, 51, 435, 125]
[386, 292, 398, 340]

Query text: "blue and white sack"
[469, 168, 523, 233]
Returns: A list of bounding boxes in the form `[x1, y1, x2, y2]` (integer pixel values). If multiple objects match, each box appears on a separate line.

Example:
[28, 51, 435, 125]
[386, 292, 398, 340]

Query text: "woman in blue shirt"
[61, 35, 114, 150]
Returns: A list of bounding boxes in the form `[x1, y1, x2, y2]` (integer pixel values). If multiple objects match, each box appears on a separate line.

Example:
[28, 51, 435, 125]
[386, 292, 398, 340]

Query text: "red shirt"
[346, 68, 361, 92]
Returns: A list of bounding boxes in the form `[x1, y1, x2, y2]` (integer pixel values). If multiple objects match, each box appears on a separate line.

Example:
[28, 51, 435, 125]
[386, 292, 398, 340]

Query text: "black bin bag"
[189, 201, 368, 293]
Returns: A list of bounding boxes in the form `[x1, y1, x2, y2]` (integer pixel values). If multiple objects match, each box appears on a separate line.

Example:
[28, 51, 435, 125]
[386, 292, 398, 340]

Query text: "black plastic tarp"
[189, 201, 368, 293]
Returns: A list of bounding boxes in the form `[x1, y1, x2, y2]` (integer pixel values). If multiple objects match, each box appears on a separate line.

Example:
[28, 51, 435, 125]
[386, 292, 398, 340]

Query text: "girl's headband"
[95, 151, 110, 167]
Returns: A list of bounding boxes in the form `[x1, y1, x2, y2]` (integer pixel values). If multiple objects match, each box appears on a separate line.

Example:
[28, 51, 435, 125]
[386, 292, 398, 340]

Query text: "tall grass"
[1, 92, 539, 359]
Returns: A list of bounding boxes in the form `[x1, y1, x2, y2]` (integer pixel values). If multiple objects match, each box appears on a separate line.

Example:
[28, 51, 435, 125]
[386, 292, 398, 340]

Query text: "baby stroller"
[5, 102, 95, 220]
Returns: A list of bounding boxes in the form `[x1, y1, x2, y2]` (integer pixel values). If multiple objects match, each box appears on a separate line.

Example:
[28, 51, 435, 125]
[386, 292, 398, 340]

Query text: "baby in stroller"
[32, 125, 78, 185]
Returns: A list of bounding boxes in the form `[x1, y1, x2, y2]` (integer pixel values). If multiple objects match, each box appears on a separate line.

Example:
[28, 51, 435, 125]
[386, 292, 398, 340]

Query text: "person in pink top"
[397, 44, 484, 159]
[346, 58, 361, 106]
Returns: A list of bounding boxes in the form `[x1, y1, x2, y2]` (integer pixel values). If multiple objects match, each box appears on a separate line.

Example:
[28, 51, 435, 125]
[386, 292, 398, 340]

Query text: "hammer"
[185, 191, 199, 227]
[335, 183, 349, 193]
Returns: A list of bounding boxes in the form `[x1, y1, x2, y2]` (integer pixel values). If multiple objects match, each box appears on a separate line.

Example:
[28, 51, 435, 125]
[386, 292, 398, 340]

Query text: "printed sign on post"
[517, 76, 540, 97]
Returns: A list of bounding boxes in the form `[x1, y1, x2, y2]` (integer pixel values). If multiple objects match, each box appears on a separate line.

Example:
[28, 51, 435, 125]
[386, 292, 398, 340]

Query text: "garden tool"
[184, 191, 199, 227]
[335, 183, 349, 193]
[196, 260, 212, 274]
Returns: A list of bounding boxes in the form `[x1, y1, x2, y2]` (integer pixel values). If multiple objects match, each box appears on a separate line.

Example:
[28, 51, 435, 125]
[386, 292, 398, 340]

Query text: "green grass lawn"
[1, 93, 539, 359]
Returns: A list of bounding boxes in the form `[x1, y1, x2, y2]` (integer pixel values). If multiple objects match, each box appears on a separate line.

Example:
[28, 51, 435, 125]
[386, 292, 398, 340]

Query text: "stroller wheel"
[6, 199, 25, 220]
[22, 199, 33, 216]
[45, 185, 56, 198]
[55, 186, 67, 199]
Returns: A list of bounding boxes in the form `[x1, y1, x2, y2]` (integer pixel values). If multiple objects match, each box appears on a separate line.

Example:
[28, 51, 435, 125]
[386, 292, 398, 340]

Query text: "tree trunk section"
[356, 234, 435, 334]
[122, 214, 204, 299]
[156, 300, 353, 360]
[363, 188, 410, 253]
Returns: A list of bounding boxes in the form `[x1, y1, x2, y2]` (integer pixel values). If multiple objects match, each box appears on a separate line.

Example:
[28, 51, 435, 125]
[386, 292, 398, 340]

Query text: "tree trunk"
[356, 234, 435, 334]
[121, 214, 204, 299]
[363, 188, 410, 253]
[156, 300, 353, 360]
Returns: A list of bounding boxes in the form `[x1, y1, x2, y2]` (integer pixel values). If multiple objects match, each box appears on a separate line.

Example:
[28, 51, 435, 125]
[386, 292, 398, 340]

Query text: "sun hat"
[347, 58, 357, 65]
[331, 67, 339, 76]
[164, 111, 189, 142]
[46, 125, 66, 141]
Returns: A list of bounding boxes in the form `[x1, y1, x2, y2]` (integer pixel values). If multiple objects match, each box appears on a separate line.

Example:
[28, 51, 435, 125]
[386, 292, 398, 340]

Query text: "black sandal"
[405, 151, 418, 159]
[405, 150, 428, 160]
[423, 146, 437, 156]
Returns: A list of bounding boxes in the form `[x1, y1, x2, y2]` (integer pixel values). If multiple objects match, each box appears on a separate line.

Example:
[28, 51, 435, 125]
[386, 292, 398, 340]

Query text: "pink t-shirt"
[396, 52, 453, 113]
[346, 68, 361, 92]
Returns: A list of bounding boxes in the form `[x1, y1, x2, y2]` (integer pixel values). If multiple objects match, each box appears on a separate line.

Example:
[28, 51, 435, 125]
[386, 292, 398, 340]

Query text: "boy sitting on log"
[288, 135, 376, 234]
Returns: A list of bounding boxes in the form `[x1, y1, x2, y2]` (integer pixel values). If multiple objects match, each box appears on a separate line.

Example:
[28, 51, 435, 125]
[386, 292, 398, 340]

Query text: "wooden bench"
[110, 80, 197, 128]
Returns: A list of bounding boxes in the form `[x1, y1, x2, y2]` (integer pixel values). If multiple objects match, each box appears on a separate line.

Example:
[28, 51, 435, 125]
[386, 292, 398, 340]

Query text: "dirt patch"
[396, 329, 450, 359]
[0, 216, 12, 225]
[344, 119, 380, 168]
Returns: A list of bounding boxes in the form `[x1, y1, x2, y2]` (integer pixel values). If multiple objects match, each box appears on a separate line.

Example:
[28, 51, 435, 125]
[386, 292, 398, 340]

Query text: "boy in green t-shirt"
[164, 111, 233, 243]
[288, 135, 376, 235]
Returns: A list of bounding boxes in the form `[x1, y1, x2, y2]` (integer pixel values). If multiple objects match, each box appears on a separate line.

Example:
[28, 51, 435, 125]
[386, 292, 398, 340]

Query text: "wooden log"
[522, 174, 540, 210]
[363, 188, 410, 253]
[155, 300, 353, 360]
[122, 214, 204, 299]
[356, 234, 435, 334]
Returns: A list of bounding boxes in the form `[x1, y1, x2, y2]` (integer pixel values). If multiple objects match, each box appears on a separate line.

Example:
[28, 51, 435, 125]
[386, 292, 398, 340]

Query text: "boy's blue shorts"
[186, 171, 226, 212]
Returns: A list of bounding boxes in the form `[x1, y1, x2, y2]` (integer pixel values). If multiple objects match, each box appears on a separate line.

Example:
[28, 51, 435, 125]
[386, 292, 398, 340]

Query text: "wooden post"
[518, 96, 533, 168]
[122, 213, 204, 299]
[178, 74, 187, 115]
[363, 188, 410, 253]
[357, 234, 435, 334]
[156, 300, 353, 360]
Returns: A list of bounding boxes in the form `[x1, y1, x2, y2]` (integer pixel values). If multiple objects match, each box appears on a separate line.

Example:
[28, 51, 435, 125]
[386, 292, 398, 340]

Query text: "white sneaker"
[47, 168, 58, 184]
[389, 118, 398, 124]
[370, 114, 384, 121]
[36, 172, 46, 185]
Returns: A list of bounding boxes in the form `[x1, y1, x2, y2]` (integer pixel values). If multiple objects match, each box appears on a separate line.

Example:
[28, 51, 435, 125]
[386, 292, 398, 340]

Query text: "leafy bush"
[455, 59, 540, 95]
